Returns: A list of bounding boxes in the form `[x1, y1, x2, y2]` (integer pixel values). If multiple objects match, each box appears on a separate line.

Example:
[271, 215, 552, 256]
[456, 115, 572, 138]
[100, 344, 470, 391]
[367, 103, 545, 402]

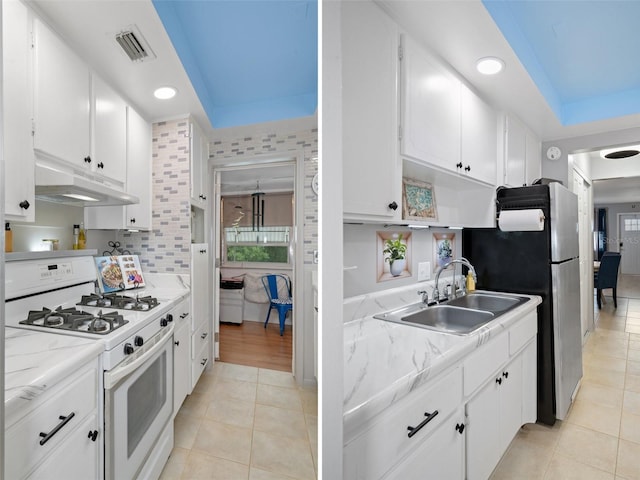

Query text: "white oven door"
[104, 323, 174, 480]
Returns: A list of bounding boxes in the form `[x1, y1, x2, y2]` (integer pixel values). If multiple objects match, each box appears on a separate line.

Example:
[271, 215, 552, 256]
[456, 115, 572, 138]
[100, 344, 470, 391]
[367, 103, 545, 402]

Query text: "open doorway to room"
[213, 161, 298, 373]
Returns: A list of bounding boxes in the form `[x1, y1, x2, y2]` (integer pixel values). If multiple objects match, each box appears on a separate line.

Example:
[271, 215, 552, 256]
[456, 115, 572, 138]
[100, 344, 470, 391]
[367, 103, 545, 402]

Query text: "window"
[625, 218, 640, 231]
[224, 226, 291, 264]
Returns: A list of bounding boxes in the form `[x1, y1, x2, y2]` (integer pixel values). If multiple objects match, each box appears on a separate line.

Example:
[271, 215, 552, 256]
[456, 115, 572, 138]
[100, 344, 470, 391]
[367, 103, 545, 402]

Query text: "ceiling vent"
[115, 26, 156, 63]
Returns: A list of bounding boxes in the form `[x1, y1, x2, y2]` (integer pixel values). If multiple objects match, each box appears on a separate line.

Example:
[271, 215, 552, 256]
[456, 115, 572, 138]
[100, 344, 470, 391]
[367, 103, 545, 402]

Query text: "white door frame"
[210, 153, 304, 381]
[571, 164, 594, 341]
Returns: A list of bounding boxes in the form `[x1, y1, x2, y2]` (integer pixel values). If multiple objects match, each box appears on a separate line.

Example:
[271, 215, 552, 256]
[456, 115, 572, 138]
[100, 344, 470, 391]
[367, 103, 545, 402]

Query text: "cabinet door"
[461, 84, 497, 185]
[342, 0, 400, 220]
[27, 414, 100, 480]
[499, 354, 523, 455]
[33, 18, 90, 167]
[93, 75, 127, 184]
[190, 122, 208, 207]
[384, 411, 465, 480]
[466, 374, 501, 480]
[3, 0, 34, 221]
[525, 131, 542, 184]
[125, 106, 152, 229]
[504, 115, 526, 187]
[174, 320, 191, 413]
[401, 35, 461, 172]
[191, 243, 210, 331]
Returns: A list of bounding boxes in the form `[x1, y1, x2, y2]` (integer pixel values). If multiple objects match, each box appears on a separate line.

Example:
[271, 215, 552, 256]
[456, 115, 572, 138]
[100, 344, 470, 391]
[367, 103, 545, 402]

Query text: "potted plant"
[384, 234, 407, 276]
[437, 238, 453, 267]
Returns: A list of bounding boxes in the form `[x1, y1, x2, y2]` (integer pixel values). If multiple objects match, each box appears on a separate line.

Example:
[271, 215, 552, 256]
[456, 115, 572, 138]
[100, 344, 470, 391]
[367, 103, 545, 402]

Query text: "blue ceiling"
[482, 0, 640, 126]
[152, 0, 317, 129]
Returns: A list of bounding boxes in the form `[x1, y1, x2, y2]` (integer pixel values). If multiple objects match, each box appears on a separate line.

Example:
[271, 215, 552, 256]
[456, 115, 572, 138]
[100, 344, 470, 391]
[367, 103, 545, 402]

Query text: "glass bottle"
[73, 224, 80, 250]
[78, 223, 86, 249]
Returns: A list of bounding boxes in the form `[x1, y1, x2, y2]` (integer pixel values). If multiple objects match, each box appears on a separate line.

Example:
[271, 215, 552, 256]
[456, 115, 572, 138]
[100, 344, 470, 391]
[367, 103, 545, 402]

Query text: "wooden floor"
[219, 320, 293, 372]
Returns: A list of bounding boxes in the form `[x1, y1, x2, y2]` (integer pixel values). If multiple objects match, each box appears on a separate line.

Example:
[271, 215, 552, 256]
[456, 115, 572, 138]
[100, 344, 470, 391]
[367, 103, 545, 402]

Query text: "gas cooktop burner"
[78, 293, 159, 311]
[20, 306, 128, 335]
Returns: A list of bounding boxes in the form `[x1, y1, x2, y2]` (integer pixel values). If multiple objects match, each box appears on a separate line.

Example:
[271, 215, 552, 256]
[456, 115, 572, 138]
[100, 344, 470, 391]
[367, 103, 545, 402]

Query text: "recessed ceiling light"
[476, 57, 504, 75]
[600, 145, 640, 159]
[154, 86, 177, 100]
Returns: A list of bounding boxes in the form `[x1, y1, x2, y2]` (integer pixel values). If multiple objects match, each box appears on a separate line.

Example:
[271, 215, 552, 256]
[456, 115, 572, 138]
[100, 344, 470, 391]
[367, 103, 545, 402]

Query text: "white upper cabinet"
[33, 17, 128, 187]
[3, 0, 34, 221]
[461, 84, 498, 185]
[190, 121, 209, 209]
[92, 75, 127, 184]
[342, 0, 401, 221]
[401, 35, 461, 173]
[33, 18, 91, 170]
[84, 106, 152, 230]
[502, 113, 541, 187]
[503, 114, 527, 187]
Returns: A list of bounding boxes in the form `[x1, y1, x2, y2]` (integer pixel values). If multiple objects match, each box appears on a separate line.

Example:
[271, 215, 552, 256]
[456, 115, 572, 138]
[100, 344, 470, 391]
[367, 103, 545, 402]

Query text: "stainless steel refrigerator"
[462, 182, 582, 425]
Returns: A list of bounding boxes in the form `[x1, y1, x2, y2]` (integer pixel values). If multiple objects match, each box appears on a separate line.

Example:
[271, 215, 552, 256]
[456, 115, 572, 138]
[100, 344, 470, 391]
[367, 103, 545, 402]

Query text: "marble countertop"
[5, 328, 104, 426]
[343, 286, 541, 436]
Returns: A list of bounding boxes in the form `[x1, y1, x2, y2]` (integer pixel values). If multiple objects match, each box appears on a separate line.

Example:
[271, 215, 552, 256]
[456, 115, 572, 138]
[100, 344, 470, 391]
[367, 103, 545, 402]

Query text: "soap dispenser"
[466, 271, 475, 292]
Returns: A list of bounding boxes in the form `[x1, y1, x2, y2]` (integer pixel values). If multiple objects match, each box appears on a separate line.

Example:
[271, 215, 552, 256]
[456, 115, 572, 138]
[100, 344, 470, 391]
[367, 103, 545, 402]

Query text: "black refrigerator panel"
[462, 227, 556, 425]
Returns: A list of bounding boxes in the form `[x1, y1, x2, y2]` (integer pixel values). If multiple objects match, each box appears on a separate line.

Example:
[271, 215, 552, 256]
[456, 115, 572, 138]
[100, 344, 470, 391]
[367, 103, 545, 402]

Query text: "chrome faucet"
[417, 290, 429, 304]
[433, 257, 477, 303]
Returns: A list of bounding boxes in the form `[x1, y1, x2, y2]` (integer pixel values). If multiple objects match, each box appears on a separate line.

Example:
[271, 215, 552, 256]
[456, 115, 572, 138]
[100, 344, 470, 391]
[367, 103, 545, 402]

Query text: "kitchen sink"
[445, 292, 528, 314]
[374, 304, 495, 335]
[374, 291, 529, 335]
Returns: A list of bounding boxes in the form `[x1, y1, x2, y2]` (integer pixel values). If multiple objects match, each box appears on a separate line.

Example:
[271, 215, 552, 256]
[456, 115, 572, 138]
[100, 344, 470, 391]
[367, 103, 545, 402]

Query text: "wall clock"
[546, 146, 562, 161]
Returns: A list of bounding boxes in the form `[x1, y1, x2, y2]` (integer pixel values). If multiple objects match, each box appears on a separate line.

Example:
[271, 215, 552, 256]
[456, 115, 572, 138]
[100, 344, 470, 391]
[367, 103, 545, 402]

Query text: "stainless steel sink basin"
[373, 292, 529, 335]
[374, 304, 494, 335]
[445, 292, 528, 314]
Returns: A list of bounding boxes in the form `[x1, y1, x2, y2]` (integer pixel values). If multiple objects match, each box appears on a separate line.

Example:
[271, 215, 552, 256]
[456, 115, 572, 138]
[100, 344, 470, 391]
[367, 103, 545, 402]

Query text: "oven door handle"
[104, 323, 174, 390]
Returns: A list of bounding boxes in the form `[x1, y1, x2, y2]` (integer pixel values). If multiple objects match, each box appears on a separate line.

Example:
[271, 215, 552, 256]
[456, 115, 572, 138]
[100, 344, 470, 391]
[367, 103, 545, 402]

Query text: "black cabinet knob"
[174, 340, 180, 346]
[456, 162, 463, 169]
[134, 336, 144, 347]
[84, 156, 91, 164]
[496, 377, 502, 385]
[464, 165, 471, 172]
[201, 358, 208, 366]
[124, 343, 134, 355]
[503, 371, 509, 378]
[130, 218, 136, 224]
[455, 423, 465, 434]
[388, 201, 398, 211]
[19, 200, 30, 210]
[160, 317, 168, 327]
[97, 162, 104, 169]
[200, 249, 207, 254]
[180, 313, 188, 319]
[199, 194, 207, 200]
[88, 430, 98, 442]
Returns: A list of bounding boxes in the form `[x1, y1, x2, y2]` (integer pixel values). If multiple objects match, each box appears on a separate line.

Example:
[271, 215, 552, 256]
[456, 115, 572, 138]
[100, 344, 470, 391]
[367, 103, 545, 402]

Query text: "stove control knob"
[160, 317, 168, 327]
[124, 343, 134, 355]
[166, 314, 173, 323]
[134, 336, 144, 347]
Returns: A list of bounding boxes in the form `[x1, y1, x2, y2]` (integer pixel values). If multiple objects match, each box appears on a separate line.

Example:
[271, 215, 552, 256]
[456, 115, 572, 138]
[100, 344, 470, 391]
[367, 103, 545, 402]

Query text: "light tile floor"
[490, 295, 640, 480]
[160, 362, 318, 480]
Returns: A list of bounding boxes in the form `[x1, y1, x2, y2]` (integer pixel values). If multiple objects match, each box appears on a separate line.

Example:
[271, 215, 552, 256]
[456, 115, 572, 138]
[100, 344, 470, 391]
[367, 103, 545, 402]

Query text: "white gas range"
[5, 254, 175, 480]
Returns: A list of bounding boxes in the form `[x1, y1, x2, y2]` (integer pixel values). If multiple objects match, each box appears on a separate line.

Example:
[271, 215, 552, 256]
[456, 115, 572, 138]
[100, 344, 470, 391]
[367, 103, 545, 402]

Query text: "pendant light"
[252, 181, 265, 231]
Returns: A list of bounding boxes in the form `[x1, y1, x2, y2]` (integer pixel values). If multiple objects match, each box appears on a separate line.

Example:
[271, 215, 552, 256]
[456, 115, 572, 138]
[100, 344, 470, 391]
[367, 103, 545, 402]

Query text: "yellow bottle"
[466, 271, 476, 292]
[5, 222, 12, 253]
[78, 223, 86, 250]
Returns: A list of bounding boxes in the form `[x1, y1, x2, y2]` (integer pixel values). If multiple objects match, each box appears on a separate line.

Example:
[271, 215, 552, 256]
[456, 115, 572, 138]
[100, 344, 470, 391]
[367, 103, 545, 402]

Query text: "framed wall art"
[433, 233, 455, 271]
[376, 231, 412, 282]
[402, 177, 437, 221]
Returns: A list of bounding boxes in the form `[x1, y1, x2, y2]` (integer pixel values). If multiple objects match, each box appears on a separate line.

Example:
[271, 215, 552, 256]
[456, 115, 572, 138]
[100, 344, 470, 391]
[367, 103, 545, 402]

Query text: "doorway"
[212, 159, 301, 375]
[618, 213, 640, 274]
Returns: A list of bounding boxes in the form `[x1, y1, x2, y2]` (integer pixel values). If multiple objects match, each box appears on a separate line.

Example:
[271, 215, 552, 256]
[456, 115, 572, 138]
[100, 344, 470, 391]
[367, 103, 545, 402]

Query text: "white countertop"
[5, 328, 104, 426]
[343, 285, 541, 435]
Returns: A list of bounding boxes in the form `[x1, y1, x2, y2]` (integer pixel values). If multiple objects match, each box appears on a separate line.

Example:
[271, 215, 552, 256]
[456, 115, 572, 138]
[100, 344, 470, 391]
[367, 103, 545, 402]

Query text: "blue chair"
[261, 274, 293, 335]
[594, 252, 621, 309]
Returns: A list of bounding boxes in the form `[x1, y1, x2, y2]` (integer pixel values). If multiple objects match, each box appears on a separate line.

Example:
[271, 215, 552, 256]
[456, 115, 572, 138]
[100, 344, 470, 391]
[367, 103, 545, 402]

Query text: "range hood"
[35, 164, 139, 207]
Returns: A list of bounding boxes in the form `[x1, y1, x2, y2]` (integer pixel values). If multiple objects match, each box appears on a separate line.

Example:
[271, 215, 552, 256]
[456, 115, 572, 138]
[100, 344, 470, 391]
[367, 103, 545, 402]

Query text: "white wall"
[343, 224, 462, 298]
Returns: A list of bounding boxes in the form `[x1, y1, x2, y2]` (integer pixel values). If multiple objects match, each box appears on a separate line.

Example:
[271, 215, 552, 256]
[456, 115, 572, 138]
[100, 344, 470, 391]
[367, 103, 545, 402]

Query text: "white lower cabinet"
[384, 408, 465, 480]
[5, 360, 101, 479]
[344, 307, 538, 480]
[172, 298, 191, 416]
